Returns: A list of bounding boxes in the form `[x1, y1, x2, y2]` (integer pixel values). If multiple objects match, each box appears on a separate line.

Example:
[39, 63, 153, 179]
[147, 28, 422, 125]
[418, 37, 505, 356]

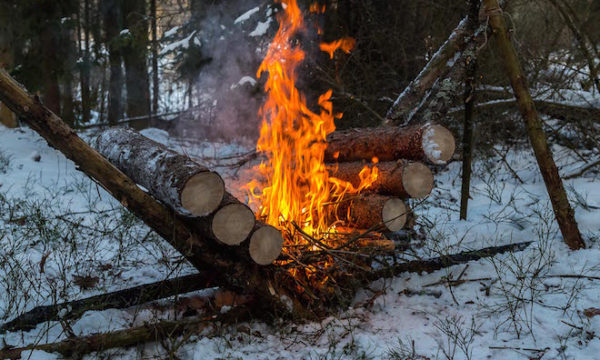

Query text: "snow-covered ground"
[1, 124, 600, 359]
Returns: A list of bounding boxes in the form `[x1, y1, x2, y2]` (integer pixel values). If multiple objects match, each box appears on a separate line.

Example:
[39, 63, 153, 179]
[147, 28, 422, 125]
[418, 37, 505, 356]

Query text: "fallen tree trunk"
[95, 127, 225, 217]
[367, 241, 533, 280]
[384, 17, 473, 126]
[0, 273, 212, 334]
[0, 309, 248, 359]
[327, 161, 434, 199]
[0, 68, 295, 317]
[336, 194, 408, 232]
[325, 124, 455, 164]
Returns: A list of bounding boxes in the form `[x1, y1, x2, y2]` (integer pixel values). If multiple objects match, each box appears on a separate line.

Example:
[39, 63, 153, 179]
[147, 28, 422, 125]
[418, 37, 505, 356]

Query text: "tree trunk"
[80, 0, 92, 123]
[102, 0, 124, 125]
[483, 0, 586, 250]
[336, 194, 408, 232]
[95, 127, 225, 217]
[460, 0, 479, 221]
[327, 161, 434, 199]
[150, 0, 160, 115]
[0, 68, 297, 318]
[121, 0, 151, 118]
[325, 124, 455, 164]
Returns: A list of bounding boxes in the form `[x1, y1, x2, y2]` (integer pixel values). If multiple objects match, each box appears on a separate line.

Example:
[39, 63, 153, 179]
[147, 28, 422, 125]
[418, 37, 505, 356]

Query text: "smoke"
[173, 0, 277, 145]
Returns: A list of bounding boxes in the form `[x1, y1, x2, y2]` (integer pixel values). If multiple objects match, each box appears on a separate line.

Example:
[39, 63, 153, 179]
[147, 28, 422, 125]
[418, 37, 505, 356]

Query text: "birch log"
[325, 124, 455, 165]
[95, 127, 225, 217]
[0, 68, 297, 317]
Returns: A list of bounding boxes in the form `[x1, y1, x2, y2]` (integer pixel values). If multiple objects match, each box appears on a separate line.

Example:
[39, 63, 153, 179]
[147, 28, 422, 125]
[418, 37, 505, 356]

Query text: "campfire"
[245, 0, 454, 259]
[245, 0, 379, 247]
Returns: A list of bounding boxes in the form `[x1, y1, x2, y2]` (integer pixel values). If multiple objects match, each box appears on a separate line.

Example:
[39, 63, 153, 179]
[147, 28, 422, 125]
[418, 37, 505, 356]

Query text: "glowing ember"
[246, 0, 378, 246]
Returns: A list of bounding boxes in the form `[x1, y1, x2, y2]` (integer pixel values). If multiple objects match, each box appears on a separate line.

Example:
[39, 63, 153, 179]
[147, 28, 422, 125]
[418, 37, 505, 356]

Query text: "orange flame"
[247, 0, 377, 245]
[320, 37, 356, 59]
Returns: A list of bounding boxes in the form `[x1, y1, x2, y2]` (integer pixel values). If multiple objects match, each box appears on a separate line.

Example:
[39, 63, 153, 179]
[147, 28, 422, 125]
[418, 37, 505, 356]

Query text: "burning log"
[95, 127, 225, 217]
[337, 194, 408, 232]
[325, 124, 455, 165]
[327, 161, 434, 199]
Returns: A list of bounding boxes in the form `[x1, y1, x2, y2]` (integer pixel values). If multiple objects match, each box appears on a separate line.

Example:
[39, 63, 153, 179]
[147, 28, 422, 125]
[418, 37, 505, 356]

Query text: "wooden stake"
[483, 0, 586, 250]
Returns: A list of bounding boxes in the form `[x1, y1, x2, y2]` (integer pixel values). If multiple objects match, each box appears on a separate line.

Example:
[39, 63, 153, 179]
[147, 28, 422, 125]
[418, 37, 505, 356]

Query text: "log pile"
[95, 127, 283, 264]
[325, 123, 455, 232]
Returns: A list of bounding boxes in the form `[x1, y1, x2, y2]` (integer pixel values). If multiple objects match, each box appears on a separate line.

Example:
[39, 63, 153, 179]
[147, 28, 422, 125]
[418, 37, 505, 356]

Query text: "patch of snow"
[230, 76, 257, 89]
[234, 7, 260, 24]
[249, 19, 272, 37]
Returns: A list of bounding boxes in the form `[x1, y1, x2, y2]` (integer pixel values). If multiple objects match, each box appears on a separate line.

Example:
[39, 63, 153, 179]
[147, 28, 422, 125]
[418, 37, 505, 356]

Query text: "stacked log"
[95, 127, 282, 265]
[326, 123, 455, 232]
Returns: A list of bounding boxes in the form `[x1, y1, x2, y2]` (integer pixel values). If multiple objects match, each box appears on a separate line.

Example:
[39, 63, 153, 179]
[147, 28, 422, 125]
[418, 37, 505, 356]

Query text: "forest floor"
[1, 124, 600, 360]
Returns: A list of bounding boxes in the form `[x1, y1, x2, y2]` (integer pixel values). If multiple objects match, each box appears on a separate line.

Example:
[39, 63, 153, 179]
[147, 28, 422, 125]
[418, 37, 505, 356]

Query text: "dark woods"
[0, 0, 598, 139]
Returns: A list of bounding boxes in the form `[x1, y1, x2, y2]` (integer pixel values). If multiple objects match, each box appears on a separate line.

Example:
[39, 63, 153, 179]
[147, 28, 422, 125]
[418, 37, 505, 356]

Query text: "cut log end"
[249, 226, 284, 265]
[382, 198, 408, 231]
[422, 124, 456, 164]
[180, 172, 225, 216]
[212, 204, 256, 246]
[402, 162, 434, 199]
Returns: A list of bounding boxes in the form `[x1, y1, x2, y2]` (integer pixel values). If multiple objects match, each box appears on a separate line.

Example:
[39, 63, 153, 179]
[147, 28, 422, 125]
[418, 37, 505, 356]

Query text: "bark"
[121, 0, 151, 118]
[484, 0, 586, 250]
[327, 161, 434, 199]
[80, 0, 92, 123]
[0, 68, 298, 319]
[0, 309, 248, 359]
[150, 0, 160, 115]
[367, 241, 533, 280]
[385, 16, 472, 126]
[95, 127, 225, 217]
[0, 273, 212, 334]
[449, 97, 600, 122]
[325, 124, 455, 165]
[460, 0, 480, 221]
[336, 194, 408, 232]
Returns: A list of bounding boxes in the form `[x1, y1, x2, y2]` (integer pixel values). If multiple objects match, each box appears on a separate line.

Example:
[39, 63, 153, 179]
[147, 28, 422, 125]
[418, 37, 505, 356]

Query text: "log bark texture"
[327, 161, 434, 199]
[483, 0, 586, 250]
[0, 273, 212, 334]
[385, 17, 472, 126]
[325, 124, 455, 165]
[0, 68, 296, 318]
[96, 127, 225, 217]
[0, 310, 247, 359]
[337, 194, 408, 232]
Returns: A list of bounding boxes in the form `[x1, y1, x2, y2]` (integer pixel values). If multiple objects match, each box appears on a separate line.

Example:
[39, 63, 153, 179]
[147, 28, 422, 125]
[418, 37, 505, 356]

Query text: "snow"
[249, 19, 272, 37]
[230, 76, 257, 89]
[234, 7, 260, 24]
[160, 31, 199, 55]
[1, 124, 600, 359]
[163, 26, 180, 38]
